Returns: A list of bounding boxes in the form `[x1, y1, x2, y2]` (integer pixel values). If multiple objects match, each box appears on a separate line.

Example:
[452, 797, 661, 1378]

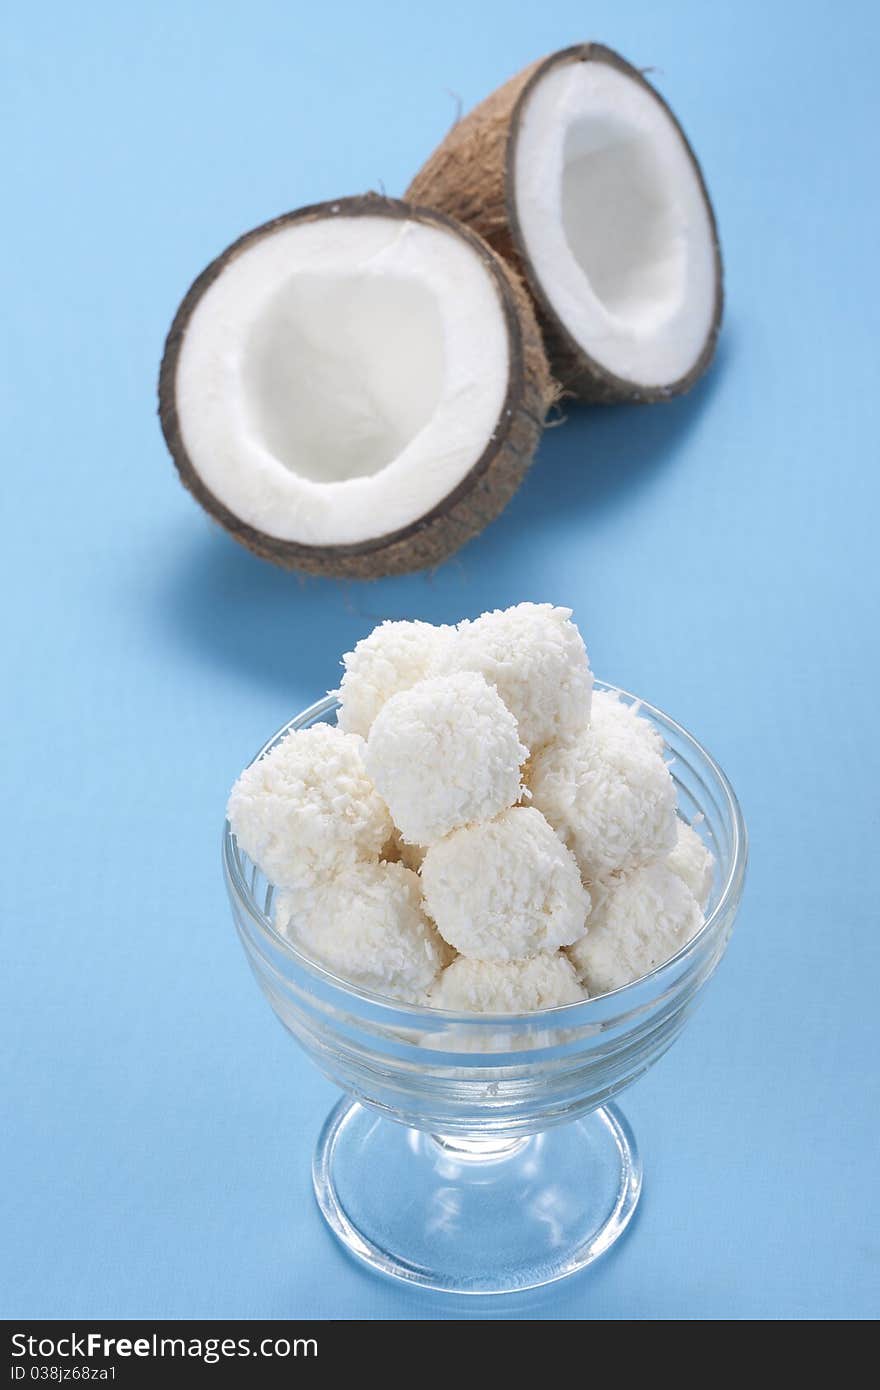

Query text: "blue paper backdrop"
[2, 0, 878, 1320]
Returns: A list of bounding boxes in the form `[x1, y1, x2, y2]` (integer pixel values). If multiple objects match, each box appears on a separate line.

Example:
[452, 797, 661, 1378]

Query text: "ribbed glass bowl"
[225, 684, 746, 1294]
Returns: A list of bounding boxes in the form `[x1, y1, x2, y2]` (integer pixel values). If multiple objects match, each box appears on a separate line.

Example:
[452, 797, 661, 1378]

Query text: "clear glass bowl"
[224, 684, 747, 1294]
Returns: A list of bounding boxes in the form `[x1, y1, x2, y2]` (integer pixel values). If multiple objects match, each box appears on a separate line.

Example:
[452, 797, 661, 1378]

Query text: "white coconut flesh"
[513, 60, 717, 388]
[173, 215, 510, 547]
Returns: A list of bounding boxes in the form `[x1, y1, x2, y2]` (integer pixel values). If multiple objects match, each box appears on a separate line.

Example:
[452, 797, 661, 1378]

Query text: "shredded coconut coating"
[438, 602, 592, 751]
[421, 807, 590, 961]
[588, 688, 665, 757]
[528, 702, 677, 882]
[567, 862, 703, 995]
[337, 619, 454, 738]
[275, 862, 451, 1000]
[229, 604, 711, 1013]
[365, 672, 526, 845]
[428, 953, 586, 1013]
[667, 817, 714, 910]
[227, 723, 392, 893]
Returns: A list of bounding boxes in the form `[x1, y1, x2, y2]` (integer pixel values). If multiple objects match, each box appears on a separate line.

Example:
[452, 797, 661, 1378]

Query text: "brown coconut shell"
[158, 194, 555, 579]
[407, 44, 723, 404]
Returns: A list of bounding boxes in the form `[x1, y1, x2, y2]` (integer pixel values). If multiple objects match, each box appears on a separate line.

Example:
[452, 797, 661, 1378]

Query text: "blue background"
[2, 0, 878, 1321]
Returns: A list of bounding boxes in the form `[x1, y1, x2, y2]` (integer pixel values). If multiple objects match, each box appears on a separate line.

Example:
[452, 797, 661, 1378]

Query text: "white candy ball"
[567, 862, 703, 995]
[529, 696, 676, 882]
[276, 862, 450, 1002]
[337, 619, 453, 738]
[365, 672, 526, 846]
[667, 818, 715, 910]
[438, 602, 592, 751]
[421, 807, 589, 961]
[428, 953, 586, 1013]
[588, 688, 665, 757]
[227, 723, 391, 894]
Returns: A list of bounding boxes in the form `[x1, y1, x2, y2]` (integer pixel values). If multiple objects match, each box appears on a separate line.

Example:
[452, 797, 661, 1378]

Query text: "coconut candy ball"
[227, 723, 391, 894]
[275, 861, 451, 1001]
[588, 688, 665, 758]
[567, 861, 703, 995]
[529, 703, 677, 882]
[421, 806, 589, 961]
[438, 602, 592, 751]
[336, 619, 454, 738]
[429, 952, 586, 1013]
[667, 817, 715, 910]
[364, 671, 526, 845]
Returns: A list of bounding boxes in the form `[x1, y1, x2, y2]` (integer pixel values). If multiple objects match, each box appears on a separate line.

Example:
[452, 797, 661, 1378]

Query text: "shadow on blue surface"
[533, 342, 728, 522]
[148, 340, 729, 697]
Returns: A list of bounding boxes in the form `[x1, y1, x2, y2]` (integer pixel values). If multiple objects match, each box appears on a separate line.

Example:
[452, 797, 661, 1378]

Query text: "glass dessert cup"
[224, 685, 747, 1295]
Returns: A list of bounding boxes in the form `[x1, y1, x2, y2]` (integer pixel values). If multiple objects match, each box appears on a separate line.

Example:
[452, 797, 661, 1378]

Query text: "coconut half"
[159, 195, 554, 577]
[407, 45, 722, 402]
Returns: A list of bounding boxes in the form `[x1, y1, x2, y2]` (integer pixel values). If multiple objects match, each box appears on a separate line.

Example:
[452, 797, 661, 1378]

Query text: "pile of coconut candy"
[228, 604, 713, 1012]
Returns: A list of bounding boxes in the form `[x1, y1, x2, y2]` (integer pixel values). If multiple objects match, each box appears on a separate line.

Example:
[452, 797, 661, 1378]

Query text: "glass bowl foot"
[312, 1098, 642, 1295]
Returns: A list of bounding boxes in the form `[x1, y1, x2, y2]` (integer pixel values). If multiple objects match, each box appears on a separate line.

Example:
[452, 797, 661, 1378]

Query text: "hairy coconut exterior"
[159, 195, 554, 578]
[407, 44, 723, 404]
